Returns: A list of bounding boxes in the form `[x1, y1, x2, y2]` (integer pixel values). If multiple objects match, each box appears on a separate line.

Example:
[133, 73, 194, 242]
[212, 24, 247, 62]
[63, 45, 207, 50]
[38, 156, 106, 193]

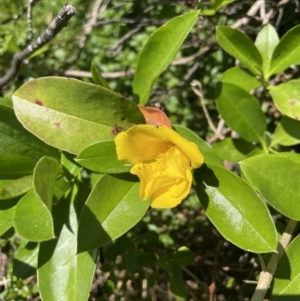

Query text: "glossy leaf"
[13, 189, 54, 241]
[277, 152, 300, 165]
[255, 24, 279, 78]
[0, 197, 18, 236]
[0, 154, 35, 179]
[38, 185, 97, 301]
[216, 26, 262, 75]
[219, 67, 261, 91]
[269, 80, 300, 120]
[13, 77, 145, 155]
[240, 155, 300, 220]
[133, 11, 198, 104]
[216, 82, 266, 143]
[0, 175, 32, 200]
[76, 140, 131, 174]
[269, 24, 300, 76]
[78, 174, 149, 252]
[0, 105, 60, 162]
[13, 241, 39, 279]
[173, 124, 223, 167]
[272, 235, 300, 300]
[271, 116, 300, 146]
[91, 61, 109, 89]
[212, 138, 257, 162]
[195, 164, 276, 253]
[13, 157, 61, 241]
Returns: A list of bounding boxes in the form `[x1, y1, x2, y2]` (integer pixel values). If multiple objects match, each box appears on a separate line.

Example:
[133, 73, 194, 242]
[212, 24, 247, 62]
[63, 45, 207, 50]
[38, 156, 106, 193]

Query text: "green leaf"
[0, 96, 13, 108]
[13, 157, 61, 241]
[13, 77, 145, 155]
[173, 246, 195, 266]
[61, 152, 82, 179]
[269, 24, 300, 76]
[198, 0, 237, 15]
[13, 241, 39, 279]
[77, 174, 149, 252]
[216, 82, 266, 143]
[268, 80, 300, 120]
[0, 197, 18, 236]
[0, 155, 35, 179]
[169, 266, 187, 300]
[76, 140, 131, 174]
[173, 124, 223, 167]
[133, 11, 198, 104]
[195, 164, 276, 253]
[212, 138, 257, 162]
[240, 155, 300, 220]
[0, 175, 32, 200]
[277, 152, 300, 165]
[271, 116, 300, 146]
[38, 185, 97, 301]
[13, 189, 54, 241]
[211, 0, 237, 11]
[272, 235, 300, 300]
[91, 61, 110, 89]
[255, 24, 279, 78]
[216, 26, 262, 75]
[198, 8, 216, 16]
[53, 177, 72, 203]
[0, 105, 60, 162]
[34, 157, 61, 209]
[219, 67, 261, 91]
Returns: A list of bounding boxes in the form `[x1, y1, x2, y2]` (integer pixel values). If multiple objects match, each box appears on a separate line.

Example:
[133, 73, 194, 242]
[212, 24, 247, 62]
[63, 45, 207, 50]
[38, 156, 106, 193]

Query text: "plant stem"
[250, 219, 298, 301]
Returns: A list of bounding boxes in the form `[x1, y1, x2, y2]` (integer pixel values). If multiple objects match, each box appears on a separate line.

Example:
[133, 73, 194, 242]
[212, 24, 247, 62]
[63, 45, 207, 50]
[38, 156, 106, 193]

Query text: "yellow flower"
[115, 124, 204, 208]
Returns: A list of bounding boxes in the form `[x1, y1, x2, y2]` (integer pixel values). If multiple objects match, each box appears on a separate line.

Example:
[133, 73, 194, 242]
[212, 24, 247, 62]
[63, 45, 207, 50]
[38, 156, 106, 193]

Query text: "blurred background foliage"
[0, 0, 300, 300]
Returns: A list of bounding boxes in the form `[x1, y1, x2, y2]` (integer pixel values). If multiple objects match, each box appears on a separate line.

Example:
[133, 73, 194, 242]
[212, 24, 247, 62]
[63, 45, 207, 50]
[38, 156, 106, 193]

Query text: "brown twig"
[191, 80, 224, 140]
[64, 69, 134, 79]
[231, 0, 263, 29]
[0, 3, 76, 89]
[78, 0, 103, 49]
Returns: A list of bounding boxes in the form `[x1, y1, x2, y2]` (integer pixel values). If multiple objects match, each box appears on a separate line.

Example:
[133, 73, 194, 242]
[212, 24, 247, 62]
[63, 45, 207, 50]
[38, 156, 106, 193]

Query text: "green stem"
[250, 219, 298, 301]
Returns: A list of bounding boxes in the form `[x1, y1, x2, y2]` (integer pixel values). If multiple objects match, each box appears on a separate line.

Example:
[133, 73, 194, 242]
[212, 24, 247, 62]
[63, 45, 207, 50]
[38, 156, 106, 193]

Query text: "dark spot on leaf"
[35, 99, 43, 106]
[121, 117, 125, 120]
[112, 125, 122, 135]
[54, 122, 60, 128]
[290, 100, 296, 106]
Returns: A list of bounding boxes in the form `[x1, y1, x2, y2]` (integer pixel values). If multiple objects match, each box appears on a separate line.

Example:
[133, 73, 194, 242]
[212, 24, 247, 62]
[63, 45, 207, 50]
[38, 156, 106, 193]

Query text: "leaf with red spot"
[13, 77, 145, 155]
[268, 80, 300, 120]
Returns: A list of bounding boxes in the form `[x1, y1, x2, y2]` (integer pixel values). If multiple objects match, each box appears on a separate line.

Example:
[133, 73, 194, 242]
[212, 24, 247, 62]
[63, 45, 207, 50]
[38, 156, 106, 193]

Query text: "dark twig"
[0, 3, 76, 89]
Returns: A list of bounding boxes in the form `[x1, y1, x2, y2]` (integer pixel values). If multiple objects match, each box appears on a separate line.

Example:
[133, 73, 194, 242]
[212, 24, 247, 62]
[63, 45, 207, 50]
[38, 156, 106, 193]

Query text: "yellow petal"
[115, 125, 204, 168]
[131, 162, 175, 199]
[115, 125, 172, 165]
[164, 146, 190, 179]
[157, 126, 204, 168]
[150, 178, 191, 208]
